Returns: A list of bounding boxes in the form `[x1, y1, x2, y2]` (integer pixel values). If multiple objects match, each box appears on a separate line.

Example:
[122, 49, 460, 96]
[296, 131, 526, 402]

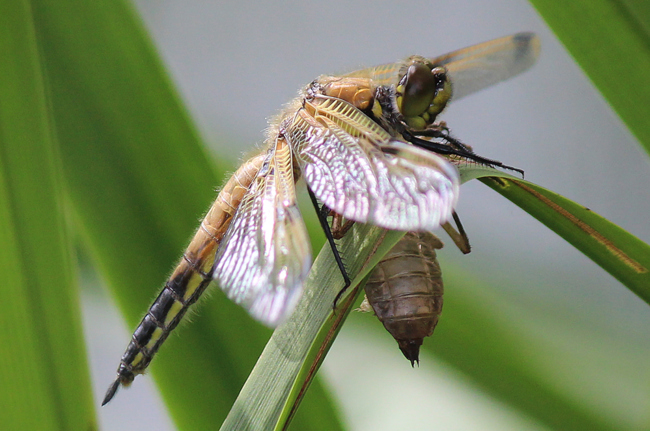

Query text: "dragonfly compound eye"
[397, 63, 452, 130]
[398, 63, 437, 118]
[428, 67, 452, 118]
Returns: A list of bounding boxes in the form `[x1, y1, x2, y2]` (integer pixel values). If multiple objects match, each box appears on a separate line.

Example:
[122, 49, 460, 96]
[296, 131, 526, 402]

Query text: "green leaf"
[434, 164, 650, 430]
[0, 1, 95, 430]
[30, 0, 342, 430]
[18, 2, 650, 429]
[225, 161, 650, 430]
[528, 0, 650, 154]
[462, 164, 650, 302]
[481, 177, 650, 302]
[222, 225, 406, 431]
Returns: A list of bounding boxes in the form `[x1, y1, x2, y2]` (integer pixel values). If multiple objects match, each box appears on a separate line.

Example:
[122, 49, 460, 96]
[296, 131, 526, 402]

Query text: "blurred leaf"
[20, 1, 650, 429]
[423, 271, 621, 431]
[529, 0, 650, 154]
[30, 0, 342, 430]
[0, 1, 95, 430]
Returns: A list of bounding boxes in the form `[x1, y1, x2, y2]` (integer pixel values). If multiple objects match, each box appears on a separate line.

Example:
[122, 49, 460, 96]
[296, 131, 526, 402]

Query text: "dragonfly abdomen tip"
[101, 378, 121, 406]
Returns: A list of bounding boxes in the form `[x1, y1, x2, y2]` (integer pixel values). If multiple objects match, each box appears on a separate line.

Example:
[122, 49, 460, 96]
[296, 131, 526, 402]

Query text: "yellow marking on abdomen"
[106, 153, 268, 399]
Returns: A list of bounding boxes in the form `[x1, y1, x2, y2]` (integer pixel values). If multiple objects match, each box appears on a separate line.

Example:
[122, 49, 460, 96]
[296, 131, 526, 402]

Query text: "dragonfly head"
[395, 56, 452, 130]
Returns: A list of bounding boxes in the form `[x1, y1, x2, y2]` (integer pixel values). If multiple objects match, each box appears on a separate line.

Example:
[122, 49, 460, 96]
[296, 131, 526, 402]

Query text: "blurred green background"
[96, 0, 650, 429]
[2, 0, 648, 430]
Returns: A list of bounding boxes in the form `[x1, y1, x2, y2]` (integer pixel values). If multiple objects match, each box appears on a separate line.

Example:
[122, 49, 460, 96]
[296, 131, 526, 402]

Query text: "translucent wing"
[437, 32, 540, 101]
[288, 95, 459, 231]
[213, 138, 311, 326]
[345, 32, 540, 102]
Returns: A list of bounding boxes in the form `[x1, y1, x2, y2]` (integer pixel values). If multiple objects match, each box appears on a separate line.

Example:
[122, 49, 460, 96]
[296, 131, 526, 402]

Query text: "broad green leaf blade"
[32, 1, 341, 429]
[0, 2, 95, 430]
[481, 177, 650, 303]
[418, 166, 649, 430]
[224, 174, 503, 429]
[528, 0, 650, 154]
[460, 163, 649, 302]
[227, 161, 649, 430]
[422, 163, 649, 429]
[222, 225, 405, 431]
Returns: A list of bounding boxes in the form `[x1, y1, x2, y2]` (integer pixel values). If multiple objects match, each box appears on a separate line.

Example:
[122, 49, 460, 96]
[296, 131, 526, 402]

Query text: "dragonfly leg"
[441, 210, 471, 254]
[402, 128, 525, 177]
[307, 187, 351, 308]
[330, 212, 356, 240]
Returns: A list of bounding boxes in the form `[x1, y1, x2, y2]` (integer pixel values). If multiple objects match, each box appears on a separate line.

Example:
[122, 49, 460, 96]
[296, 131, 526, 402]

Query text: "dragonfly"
[102, 32, 540, 405]
[362, 215, 471, 365]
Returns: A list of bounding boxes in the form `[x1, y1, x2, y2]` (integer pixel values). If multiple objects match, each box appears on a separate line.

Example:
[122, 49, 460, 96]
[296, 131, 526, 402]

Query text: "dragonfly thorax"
[309, 76, 377, 112]
[310, 58, 454, 137]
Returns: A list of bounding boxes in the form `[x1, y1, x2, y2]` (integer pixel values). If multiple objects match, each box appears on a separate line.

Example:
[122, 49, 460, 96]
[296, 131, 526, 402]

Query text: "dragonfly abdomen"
[365, 231, 444, 365]
[103, 154, 265, 405]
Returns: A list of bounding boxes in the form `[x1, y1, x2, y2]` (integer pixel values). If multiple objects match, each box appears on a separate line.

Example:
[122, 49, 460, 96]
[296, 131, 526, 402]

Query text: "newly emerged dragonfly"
[363, 217, 471, 365]
[103, 33, 540, 404]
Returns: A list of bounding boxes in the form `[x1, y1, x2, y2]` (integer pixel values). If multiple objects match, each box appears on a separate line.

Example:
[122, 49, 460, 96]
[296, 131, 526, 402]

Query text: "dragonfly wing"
[435, 32, 540, 101]
[344, 33, 539, 102]
[213, 138, 311, 327]
[289, 96, 459, 231]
